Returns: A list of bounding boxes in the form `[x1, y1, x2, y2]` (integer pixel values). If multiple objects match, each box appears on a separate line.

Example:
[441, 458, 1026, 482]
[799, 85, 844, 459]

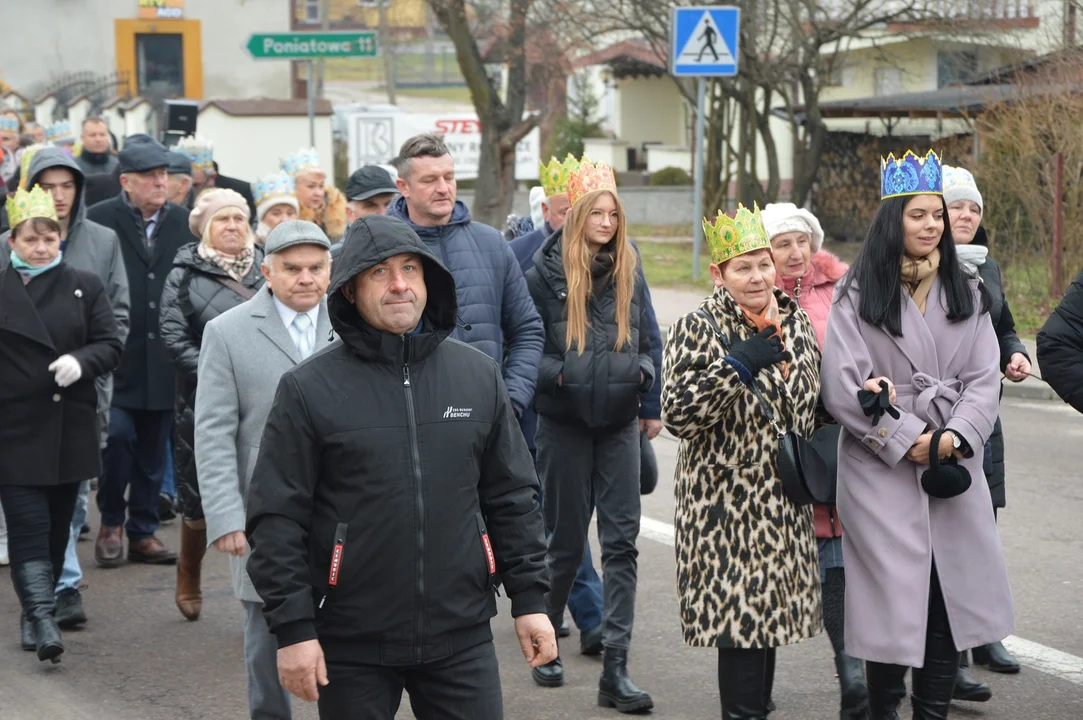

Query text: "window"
[874, 67, 903, 97]
[136, 33, 184, 98]
[823, 61, 846, 88]
[304, 0, 320, 23]
[938, 50, 978, 88]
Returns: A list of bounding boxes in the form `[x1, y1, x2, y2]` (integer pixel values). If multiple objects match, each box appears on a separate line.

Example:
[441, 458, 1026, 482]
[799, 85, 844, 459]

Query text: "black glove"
[725, 328, 791, 383]
[857, 379, 900, 424]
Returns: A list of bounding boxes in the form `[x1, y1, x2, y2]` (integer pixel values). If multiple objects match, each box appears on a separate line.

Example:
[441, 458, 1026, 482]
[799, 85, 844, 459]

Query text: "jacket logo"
[443, 406, 473, 419]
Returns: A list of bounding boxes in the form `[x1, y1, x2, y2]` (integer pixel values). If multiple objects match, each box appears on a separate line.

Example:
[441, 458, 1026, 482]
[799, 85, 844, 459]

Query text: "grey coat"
[194, 286, 334, 602]
[820, 278, 1014, 668]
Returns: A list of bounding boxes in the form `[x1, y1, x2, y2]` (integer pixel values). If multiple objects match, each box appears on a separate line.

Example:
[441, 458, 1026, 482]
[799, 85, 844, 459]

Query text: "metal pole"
[1053, 151, 1064, 298]
[692, 78, 707, 281]
[307, 59, 316, 148]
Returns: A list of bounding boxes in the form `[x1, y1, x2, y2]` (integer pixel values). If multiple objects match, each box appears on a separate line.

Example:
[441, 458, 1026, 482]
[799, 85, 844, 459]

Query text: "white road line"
[639, 513, 1083, 687]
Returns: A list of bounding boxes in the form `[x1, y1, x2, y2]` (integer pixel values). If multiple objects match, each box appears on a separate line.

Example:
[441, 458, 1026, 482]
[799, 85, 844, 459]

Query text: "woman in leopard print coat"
[661, 206, 823, 719]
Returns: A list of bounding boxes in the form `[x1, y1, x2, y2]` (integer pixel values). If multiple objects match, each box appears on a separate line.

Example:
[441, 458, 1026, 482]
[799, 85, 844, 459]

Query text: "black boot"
[952, 651, 991, 702]
[763, 647, 777, 714]
[599, 648, 653, 713]
[912, 642, 962, 718]
[865, 661, 907, 720]
[836, 653, 870, 719]
[718, 647, 769, 720]
[972, 641, 1020, 674]
[532, 656, 564, 687]
[11, 561, 63, 663]
[19, 613, 34, 652]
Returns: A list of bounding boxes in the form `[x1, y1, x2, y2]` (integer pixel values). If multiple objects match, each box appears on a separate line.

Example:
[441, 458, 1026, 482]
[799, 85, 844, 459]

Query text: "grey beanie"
[942, 165, 983, 214]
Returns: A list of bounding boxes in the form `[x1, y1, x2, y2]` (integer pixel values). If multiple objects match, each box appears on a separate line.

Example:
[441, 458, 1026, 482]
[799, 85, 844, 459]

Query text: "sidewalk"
[648, 287, 1056, 402]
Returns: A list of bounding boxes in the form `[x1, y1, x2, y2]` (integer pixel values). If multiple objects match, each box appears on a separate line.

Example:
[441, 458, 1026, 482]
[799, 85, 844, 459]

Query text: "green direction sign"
[247, 32, 378, 59]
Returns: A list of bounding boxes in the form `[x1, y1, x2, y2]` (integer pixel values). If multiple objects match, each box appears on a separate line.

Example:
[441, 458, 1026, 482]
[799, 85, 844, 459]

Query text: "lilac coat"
[820, 277, 1014, 668]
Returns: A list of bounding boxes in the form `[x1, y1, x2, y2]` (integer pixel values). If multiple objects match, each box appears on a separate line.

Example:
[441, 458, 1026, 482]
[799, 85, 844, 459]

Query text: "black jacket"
[87, 195, 191, 411]
[245, 214, 548, 666]
[160, 243, 265, 518]
[1038, 266, 1083, 414]
[525, 229, 654, 430]
[84, 172, 122, 209]
[973, 240, 1028, 507]
[0, 264, 122, 486]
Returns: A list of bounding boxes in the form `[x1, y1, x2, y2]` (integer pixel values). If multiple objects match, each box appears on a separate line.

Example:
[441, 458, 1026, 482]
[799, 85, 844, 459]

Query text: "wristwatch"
[946, 430, 962, 450]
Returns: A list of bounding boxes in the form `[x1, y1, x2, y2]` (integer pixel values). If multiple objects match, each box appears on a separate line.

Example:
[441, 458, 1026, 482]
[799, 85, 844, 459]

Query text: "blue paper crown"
[46, 120, 73, 143]
[881, 149, 942, 199]
[281, 147, 321, 177]
[175, 135, 214, 171]
[254, 172, 296, 206]
[0, 116, 18, 133]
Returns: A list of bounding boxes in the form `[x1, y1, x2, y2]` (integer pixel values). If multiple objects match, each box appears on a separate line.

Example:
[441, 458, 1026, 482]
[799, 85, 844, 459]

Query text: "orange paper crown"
[567, 158, 617, 206]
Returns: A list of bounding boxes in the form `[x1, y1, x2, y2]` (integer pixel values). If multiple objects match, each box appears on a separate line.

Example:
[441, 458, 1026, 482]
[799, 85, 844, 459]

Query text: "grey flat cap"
[264, 219, 331, 254]
[118, 141, 169, 173]
[167, 151, 192, 175]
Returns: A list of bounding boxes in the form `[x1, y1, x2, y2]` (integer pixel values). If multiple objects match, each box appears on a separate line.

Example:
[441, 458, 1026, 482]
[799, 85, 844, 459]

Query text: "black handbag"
[696, 309, 834, 506]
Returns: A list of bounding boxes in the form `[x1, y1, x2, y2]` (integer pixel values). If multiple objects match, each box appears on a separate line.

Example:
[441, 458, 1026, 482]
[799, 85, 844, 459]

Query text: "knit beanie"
[257, 194, 300, 223]
[189, 188, 250, 237]
[760, 203, 825, 252]
[942, 165, 983, 214]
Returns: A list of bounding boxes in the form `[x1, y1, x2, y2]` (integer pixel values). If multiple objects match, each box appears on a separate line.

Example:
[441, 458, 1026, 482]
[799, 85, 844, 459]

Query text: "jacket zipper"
[319, 522, 349, 609]
[402, 348, 426, 664]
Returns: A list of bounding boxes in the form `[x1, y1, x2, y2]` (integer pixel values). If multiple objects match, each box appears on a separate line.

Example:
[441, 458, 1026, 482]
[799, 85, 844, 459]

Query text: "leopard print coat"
[661, 285, 823, 649]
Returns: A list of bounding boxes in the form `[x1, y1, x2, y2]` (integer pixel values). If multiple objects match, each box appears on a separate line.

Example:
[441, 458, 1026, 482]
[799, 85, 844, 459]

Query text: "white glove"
[48, 354, 83, 388]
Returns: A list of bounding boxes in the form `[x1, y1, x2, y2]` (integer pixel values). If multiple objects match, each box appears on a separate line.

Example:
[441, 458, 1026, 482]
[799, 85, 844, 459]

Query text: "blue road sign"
[670, 6, 740, 77]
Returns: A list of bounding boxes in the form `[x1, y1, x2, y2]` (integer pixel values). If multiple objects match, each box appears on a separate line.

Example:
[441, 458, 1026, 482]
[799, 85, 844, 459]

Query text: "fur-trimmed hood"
[298, 185, 347, 241]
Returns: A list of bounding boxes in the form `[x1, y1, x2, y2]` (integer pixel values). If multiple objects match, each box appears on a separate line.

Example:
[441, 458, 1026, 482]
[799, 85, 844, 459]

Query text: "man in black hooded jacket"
[245, 214, 555, 719]
[1038, 267, 1083, 414]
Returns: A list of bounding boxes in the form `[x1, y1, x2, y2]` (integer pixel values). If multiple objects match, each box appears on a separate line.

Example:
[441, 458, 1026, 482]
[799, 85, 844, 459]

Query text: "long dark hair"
[838, 194, 991, 336]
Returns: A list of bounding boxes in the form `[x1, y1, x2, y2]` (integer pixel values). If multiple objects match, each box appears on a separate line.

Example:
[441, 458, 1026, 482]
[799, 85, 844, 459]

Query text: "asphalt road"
[0, 395, 1080, 719]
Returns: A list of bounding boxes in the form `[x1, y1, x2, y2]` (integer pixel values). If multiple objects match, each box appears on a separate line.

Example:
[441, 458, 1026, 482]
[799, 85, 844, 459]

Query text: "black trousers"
[317, 640, 503, 720]
[0, 483, 81, 583]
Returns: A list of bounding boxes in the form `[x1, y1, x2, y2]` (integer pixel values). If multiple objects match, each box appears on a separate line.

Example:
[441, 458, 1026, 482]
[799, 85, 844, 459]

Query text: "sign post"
[246, 32, 379, 146]
[669, 6, 740, 280]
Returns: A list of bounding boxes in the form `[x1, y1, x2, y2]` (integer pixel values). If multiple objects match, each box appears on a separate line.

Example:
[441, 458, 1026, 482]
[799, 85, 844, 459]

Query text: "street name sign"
[670, 6, 740, 77]
[246, 32, 378, 60]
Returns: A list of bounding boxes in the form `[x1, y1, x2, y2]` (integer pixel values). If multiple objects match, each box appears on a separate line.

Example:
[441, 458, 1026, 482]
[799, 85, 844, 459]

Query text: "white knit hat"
[942, 165, 983, 214]
[760, 203, 825, 252]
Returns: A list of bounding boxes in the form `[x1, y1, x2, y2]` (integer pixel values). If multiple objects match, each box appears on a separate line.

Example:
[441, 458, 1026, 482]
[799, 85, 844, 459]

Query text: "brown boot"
[175, 523, 206, 621]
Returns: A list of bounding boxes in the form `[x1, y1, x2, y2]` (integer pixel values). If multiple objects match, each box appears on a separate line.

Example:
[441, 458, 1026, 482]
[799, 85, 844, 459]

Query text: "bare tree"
[428, 0, 540, 227]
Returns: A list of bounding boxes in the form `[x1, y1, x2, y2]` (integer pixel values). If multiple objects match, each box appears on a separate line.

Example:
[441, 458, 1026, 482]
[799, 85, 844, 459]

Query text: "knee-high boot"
[175, 522, 206, 621]
[12, 561, 63, 663]
[865, 662, 907, 720]
[718, 647, 770, 720]
[911, 632, 960, 719]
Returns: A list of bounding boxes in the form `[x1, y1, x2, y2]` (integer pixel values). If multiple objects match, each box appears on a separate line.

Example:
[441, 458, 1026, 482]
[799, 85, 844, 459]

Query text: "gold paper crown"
[703, 203, 771, 265]
[567, 158, 617, 206]
[539, 154, 581, 198]
[7, 186, 58, 229]
[18, 143, 49, 190]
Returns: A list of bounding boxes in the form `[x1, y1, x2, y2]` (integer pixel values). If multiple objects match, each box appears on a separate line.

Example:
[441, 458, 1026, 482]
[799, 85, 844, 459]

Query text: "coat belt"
[895, 372, 963, 428]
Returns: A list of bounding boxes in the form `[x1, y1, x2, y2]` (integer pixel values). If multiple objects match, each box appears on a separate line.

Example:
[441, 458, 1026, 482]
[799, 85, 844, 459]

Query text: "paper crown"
[881, 149, 942, 199]
[7, 186, 58, 228]
[254, 171, 297, 207]
[175, 135, 214, 171]
[17, 144, 50, 190]
[703, 203, 771, 265]
[45, 120, 74, 143]
[539, 154, 581, 198]
[0, 115, 18, 133]
[567, 158, 617, 207]
[281, 147, 322, 177]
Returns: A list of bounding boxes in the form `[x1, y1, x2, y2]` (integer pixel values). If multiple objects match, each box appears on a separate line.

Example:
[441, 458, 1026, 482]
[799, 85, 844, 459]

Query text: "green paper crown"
[703, 203, 771, 265]
[6, 186, 57, 229]
[539, 153, 581, 198]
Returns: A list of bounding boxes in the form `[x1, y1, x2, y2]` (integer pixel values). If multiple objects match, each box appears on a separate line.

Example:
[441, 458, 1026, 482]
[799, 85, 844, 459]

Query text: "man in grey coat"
[195, 220, 334, 720]
[0, 146, 131, 628]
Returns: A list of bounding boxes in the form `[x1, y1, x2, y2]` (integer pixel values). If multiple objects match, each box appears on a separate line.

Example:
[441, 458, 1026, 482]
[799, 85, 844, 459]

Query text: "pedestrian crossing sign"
[670, 6, 740, 77]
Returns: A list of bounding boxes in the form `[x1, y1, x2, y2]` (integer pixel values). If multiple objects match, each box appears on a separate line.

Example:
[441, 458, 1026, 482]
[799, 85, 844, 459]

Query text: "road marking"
[639, 513, 1083, 686]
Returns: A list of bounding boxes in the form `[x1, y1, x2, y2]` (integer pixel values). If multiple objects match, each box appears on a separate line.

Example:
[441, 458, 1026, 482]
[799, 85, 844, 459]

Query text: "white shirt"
[272, 295, 320, 356]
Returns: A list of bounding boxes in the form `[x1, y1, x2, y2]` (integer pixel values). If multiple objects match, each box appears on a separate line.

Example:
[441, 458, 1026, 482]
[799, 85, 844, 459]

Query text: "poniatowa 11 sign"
[247, 32, 378, 60]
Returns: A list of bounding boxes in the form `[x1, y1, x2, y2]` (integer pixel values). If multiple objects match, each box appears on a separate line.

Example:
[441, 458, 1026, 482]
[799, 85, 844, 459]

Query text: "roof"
[199, 99, 333, 117]
[572, 39, 666, 74]
[780, 82, 1083, 121]
[967, 47, 1083, 86]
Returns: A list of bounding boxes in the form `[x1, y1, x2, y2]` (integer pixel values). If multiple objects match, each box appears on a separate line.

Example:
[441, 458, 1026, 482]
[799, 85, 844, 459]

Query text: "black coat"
[974, 245, 1028, 508]
[87, 196, 191, 411]
[0, 264, 123, 486]
[524, 229, 654, 430]
[84, 173, 122, 209]
[1037, 266, 1083, 414]
[246, 216, 548, 664]
[160, 243, 265, 518]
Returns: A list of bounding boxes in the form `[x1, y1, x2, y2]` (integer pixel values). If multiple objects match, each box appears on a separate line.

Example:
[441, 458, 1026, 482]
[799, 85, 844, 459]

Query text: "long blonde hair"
[562, 189, 637, 354]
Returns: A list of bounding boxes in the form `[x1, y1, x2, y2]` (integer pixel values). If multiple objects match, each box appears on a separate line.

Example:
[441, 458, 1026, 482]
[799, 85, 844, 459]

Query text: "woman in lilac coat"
[820, 150, 1014, 720]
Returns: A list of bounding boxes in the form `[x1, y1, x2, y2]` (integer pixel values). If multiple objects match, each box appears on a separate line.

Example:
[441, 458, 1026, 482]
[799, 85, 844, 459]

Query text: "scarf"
[955, 244, 988, 277]
[80, 149, 112, 166]
[901, 247, 941, 315]
[739, 290, 789, 379]
[10, 250, 63, 280]
[198, 243, 254, 282]
[590, 244, 616, 296]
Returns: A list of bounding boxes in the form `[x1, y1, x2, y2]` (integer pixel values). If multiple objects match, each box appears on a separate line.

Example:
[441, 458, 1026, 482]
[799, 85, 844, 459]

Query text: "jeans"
[99, 407, 172, 541]
[56, 480, 90, 593]
[243, 600, 292, 719]
[161, 436, 176, 500]
[0, 483, 82, 585]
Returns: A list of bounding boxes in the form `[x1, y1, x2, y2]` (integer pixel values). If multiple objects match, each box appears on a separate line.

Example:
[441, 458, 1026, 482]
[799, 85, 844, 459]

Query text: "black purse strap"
[695, 309, 786, 439]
